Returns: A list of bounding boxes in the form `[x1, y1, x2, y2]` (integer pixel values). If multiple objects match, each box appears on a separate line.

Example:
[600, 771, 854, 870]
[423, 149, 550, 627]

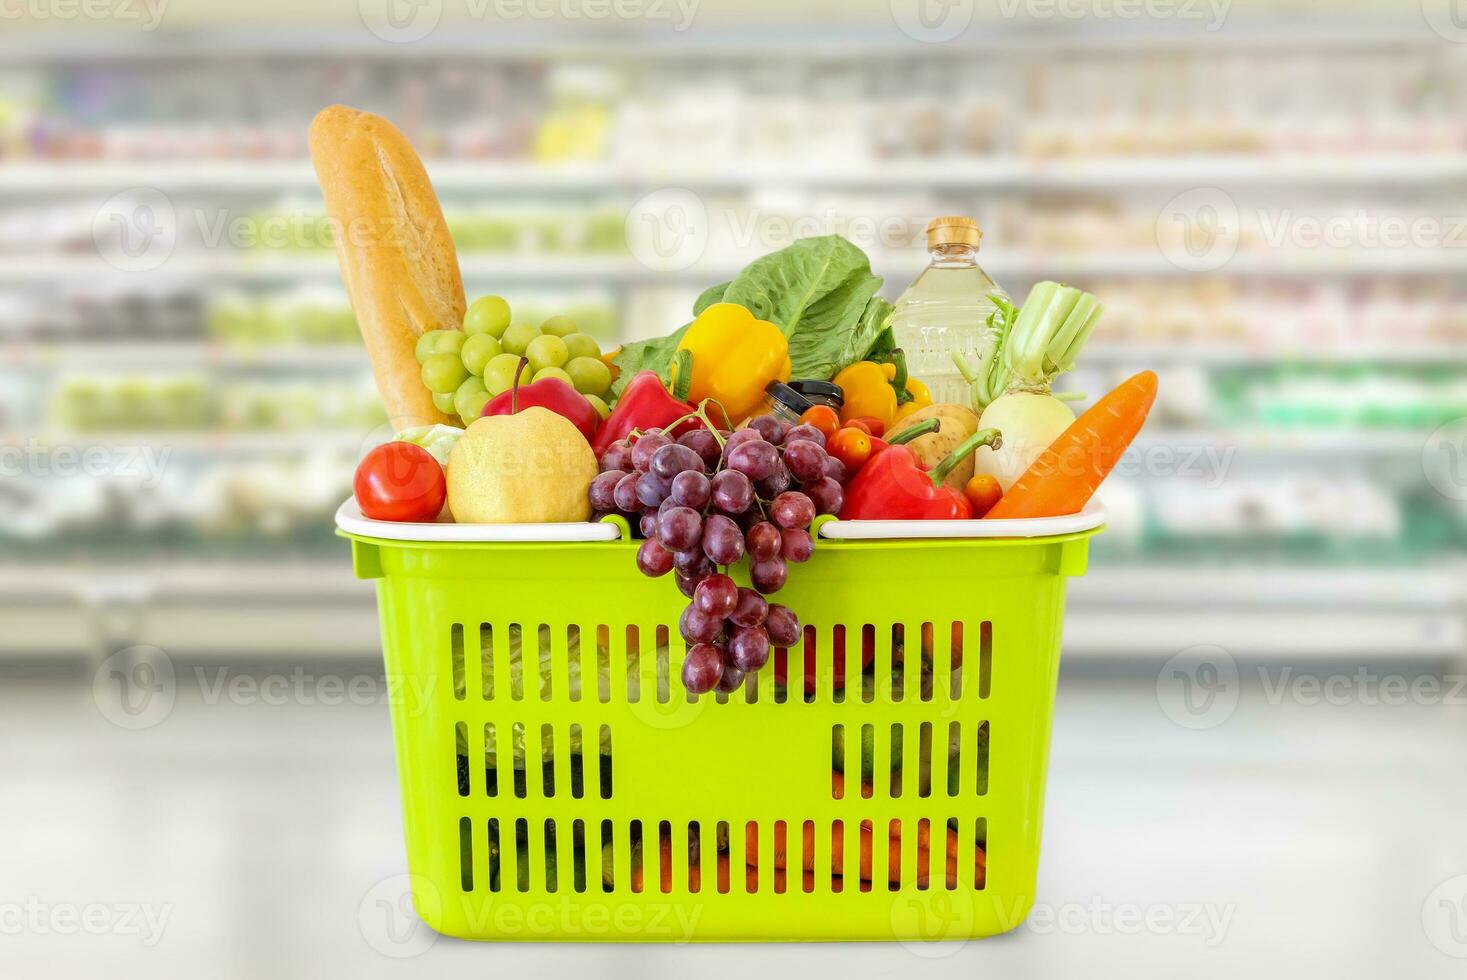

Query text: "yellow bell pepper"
[833, 352, 933, 428]
[670, 303, 791, 424]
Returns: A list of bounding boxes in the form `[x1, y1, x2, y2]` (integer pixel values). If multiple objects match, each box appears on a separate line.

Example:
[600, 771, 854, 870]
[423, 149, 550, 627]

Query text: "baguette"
[309, 105, 464, 431]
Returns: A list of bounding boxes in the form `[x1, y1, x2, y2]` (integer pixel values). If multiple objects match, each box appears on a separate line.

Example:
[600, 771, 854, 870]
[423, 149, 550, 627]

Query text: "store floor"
[3, 659, 1466, 979]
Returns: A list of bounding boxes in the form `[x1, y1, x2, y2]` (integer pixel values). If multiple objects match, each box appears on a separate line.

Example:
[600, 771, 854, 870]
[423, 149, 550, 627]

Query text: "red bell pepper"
[839, 428, 1002, 521]
[482, 358, 599, 444]
[591, 359, 700, 457]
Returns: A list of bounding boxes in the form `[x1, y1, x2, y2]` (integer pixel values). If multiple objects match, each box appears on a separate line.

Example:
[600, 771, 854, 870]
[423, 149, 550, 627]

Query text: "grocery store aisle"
[2, 660, 1465, 980]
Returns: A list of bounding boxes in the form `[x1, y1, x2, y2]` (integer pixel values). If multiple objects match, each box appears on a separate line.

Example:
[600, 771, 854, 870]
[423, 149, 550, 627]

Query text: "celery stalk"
[957, 281, 1103, 402]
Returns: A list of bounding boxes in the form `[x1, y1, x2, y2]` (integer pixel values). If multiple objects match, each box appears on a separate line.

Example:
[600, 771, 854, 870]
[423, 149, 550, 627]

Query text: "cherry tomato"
[354, 442, 446, 522]
[798, 405, 840, 440]
[851, 416, 885, 438]
[963, 474, 1004, 518]
[842, 418, 872, 436]
[827, 426, 872, 472]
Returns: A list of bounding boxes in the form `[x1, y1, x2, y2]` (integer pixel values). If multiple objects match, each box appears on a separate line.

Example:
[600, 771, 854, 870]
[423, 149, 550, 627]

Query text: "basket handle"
[351, 540, 384, 579]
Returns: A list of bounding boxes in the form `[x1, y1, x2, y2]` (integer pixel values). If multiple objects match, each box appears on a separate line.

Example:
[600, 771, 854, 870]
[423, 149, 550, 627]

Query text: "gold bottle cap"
[926, 215, 982, 249]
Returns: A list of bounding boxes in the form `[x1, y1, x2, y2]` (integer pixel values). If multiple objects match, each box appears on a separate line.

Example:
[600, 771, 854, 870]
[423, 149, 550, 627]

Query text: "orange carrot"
[985, 370, 1157, 520]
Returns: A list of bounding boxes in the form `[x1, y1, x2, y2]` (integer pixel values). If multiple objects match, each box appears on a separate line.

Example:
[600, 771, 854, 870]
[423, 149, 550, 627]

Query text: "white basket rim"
[336, 497, 1105, 543]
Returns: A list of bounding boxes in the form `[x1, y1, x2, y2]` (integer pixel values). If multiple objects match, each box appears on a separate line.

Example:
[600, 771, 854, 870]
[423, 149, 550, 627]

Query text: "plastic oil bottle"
[889, 216, 1009, 405]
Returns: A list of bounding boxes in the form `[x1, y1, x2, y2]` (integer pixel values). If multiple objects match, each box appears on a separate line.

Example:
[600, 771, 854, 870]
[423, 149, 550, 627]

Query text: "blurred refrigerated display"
[1, 21, 1464, 660]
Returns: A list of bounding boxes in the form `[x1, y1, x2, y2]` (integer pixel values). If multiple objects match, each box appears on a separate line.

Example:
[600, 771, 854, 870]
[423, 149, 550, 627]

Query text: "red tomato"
[354, 442, 446, 522]
[827, 426, 872, 471]
[798, 405, 840, 440]
[963, 474, 1003, 518]
[850, 416, 885, 438]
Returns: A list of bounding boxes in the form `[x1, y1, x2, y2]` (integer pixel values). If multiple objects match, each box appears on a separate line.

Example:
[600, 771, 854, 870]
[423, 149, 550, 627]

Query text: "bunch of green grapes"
[414, 295, 614, 423]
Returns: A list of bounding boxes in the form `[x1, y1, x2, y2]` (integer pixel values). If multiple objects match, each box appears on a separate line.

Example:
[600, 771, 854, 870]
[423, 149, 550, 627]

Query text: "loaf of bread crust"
[309, 105, 464, 431]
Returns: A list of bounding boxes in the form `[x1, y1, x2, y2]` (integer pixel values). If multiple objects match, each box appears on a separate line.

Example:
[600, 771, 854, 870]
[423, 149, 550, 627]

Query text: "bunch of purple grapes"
[588, 413, 846, 694]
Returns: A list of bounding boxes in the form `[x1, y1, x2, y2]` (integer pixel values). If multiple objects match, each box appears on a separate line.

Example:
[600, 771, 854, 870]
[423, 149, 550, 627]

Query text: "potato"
[888, 403, 980, 491]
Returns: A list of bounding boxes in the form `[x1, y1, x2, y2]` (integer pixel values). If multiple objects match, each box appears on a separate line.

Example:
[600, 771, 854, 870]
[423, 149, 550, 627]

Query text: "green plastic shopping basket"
[337, 500, 1102, 942]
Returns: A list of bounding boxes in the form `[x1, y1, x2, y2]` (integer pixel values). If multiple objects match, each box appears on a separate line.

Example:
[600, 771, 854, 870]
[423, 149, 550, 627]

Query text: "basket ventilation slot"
[455, 722, 614, 801]
[459, 817, 988, 896]
[461, 620, 988, 706]
[830, 721, 989, 798]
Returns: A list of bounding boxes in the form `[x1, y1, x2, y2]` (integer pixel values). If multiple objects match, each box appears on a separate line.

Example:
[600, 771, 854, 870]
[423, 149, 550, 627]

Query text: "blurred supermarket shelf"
[8, 155, 1467, 193]
[1082, 342, 1467, 366]
[1062, 608, 1464, 659]
[0, 562, 378, 659]
[1, 430, 369, 455]
[0, 561, 1461, 662]
[0, 426, 1434, 458]
[1069, 566, 1460, 610]
[1132, 428, 1433, 455]
[0, 21, 1443, 63]
[1066, 566, 1467, 658]
[0, 342, 367, 370]
[0, 427, 1436, 459]
[10, 340, 1467, 370]
[3, 250, 1463, 286]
